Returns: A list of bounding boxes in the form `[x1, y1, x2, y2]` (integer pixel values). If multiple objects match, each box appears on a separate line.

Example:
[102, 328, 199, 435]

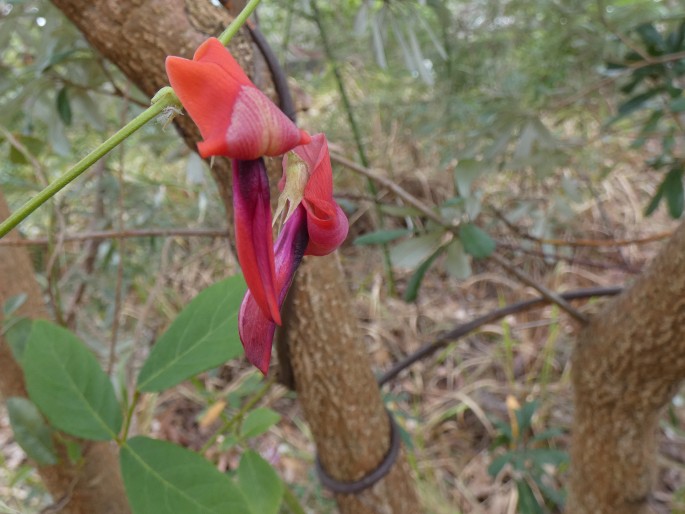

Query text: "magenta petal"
[233, 159, 280, 324]
[239, 207, 309, 374]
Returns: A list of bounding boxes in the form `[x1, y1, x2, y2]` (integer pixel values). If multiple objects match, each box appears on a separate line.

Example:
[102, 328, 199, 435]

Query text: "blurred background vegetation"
[1, 0, 685, 512]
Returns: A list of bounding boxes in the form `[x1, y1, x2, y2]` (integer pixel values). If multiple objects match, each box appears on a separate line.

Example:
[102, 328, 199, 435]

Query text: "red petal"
[226, 87, 311, 159]
[285, 134, 348, 255]
[304, 200, 349, 256]
[193, 38, 252, 86]
[239, 207, 308, 373]
[166, 56, 239, 158]
[232, 159, 280, 324]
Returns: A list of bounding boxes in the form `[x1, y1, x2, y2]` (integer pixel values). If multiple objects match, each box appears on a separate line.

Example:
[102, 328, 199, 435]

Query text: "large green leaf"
[120, 437, 249, 514]
[237, 451, 284, 514]
[22, 320, 122, 441]
[6, 397, 57, 465]
[137, 275, 246, 392]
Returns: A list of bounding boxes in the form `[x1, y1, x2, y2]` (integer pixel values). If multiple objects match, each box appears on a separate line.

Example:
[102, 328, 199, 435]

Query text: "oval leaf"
[237, 450, 284, 514]
[459, 223, 496, 259]
[137, 275, 246, 392]
[121, 436, 249, 514]
[240, 407, 281, 439]
[6, 397, 57, 465]
[664, 167, 684, 218]
[56, 87, 72, 126]
[403, 248, 442, 303]
[445, 239, 472, 279]
[22, 320, 122, 441]
[390, 231, 443, 269]
[354, 229, 412, 246]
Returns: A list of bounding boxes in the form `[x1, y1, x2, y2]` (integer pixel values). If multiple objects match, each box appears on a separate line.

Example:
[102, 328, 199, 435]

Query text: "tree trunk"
[49, 0, 420, 512]
[0, 192, 131, 514]
[568, 220, 685, 514]
[281, 255, 421, 513]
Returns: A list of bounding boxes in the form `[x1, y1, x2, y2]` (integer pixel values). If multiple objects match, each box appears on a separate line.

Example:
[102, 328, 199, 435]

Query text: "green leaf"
[445, 239, 471, 279]
[516, 480, 544, 514]
[6, 398, 57, 466]
[390, 231, 443, 268]
[236, 450, 284, 514]
[3, 294, 27, 317]
[241, 407, 281, 439]
[487, 453, 511, 477]
[525, 448, 569, 468]
[120, 436, 249, 514]
[354, 229, 412, 246]
[22, 320, 122, 441]
[403, 247, 443, 302]
[644, 185, 664, 216]
[56, 87, 72, 126]
[8, 135, 44, 165]
[137, 276, 246, 392]
[663, 167, 684, 218]
[609, 88, 663, 125]
[670, 97, 685, 113]
[454, 159, 486, 197]
[4, 318, 33, 362]
[459, 224, 495, 259]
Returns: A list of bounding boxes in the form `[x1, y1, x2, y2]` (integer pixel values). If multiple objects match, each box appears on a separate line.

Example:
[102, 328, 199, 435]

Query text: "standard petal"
[193, 38, 252, 86]
[166, 56, 241, 158]
[226, 86, 311, 159]
[232, 158, 280, 324]
[239, 207, 309, 373]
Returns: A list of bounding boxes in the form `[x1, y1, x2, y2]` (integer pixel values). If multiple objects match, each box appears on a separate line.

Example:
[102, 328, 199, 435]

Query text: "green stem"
[309, 0, 397, 295]
[0, 0, 263, 241]
[118, 389, 141, 444]
[0, 89, 180, 239]
[218, 0, 262, 46]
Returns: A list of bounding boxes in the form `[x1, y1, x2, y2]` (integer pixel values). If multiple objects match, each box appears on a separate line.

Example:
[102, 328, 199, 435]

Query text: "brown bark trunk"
[0, 193, 130, 514]
[50, 0, 420, 512]
[568, 220, 685, 514]
[281, 255, 421, 513]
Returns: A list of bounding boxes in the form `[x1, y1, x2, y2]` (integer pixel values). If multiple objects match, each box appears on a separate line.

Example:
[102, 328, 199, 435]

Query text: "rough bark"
[568, 220, 685, 514]
[281, 255, 421, 513]
[50, 1, 420, 512]
[0, 192, 130, 514]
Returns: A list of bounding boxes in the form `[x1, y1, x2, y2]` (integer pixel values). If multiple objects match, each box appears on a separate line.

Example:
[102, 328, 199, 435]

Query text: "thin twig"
[489, 252, 589, 324]
[331, 152, 447, 226]
[0, 227, 230, 246]
[378, 286, 623, 385]
[496, 241, 642, 274]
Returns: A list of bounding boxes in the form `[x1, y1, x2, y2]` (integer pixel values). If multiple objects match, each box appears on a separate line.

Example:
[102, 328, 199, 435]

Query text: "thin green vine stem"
[0, 89, 179, 239]
[0, 0, 262, 241]
[218, 0, 262, 46]
[309, 0, 397, 295]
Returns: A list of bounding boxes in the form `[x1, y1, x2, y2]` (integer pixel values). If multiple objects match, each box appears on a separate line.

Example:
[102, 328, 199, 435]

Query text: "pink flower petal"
[239, 207, 308, 373]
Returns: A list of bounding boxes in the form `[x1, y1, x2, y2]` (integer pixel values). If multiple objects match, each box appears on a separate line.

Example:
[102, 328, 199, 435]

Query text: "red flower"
[238, 134, 348, 373]
[166, 38, 310, 160]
